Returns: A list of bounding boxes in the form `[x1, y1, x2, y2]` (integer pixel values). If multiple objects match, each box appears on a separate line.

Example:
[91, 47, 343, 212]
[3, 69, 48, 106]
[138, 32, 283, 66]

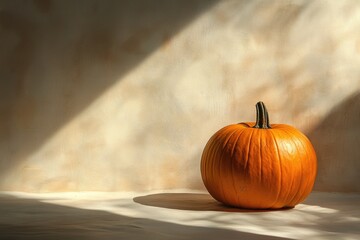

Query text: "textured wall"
[1, 0, 359, 192]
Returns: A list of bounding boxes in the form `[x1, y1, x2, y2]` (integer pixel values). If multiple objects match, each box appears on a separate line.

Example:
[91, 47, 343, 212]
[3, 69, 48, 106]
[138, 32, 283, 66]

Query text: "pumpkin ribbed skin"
[201, 121, 317, 209]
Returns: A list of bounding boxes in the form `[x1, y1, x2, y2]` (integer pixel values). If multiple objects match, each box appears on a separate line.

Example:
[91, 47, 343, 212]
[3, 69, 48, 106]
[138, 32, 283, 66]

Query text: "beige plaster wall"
[1, 0, 359, 192]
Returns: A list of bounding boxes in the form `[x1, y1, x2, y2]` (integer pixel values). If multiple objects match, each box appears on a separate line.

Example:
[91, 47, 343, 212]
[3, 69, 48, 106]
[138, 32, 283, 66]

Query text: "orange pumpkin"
[201, 102, 317, 209]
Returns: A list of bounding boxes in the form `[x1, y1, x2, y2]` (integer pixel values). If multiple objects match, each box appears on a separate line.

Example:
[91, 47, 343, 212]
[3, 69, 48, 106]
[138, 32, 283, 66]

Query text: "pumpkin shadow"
[133, 193, 293, 212]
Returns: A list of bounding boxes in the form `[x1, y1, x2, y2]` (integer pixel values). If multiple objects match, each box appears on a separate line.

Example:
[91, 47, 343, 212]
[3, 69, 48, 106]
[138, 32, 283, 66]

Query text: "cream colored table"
[0, 190, 359, 239]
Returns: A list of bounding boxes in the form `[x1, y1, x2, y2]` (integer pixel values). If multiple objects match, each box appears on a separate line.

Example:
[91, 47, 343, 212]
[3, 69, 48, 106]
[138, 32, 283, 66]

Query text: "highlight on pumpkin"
[200, 102, 317, 209]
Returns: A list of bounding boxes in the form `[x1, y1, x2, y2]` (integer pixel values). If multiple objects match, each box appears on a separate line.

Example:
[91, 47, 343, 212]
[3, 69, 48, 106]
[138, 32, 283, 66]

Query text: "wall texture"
[1, 0, 359, 192]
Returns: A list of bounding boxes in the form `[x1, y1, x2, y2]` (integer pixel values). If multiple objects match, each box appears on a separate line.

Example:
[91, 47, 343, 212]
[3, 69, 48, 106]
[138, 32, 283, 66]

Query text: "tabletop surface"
[0, 190, 359, 240]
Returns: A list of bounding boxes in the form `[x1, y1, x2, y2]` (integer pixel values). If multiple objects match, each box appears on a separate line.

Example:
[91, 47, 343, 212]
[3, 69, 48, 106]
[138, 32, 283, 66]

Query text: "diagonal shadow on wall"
[308, 92, 360, 192]
[0, 0, 218, 183]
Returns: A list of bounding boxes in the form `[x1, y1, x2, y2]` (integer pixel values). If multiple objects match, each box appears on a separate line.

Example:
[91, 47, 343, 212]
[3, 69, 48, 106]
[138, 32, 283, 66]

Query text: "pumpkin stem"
[253, 101, 271, 129]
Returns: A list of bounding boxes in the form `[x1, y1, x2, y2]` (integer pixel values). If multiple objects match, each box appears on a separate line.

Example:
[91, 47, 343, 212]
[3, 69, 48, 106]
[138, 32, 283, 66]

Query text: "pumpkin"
[201, 102, 317, 209]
